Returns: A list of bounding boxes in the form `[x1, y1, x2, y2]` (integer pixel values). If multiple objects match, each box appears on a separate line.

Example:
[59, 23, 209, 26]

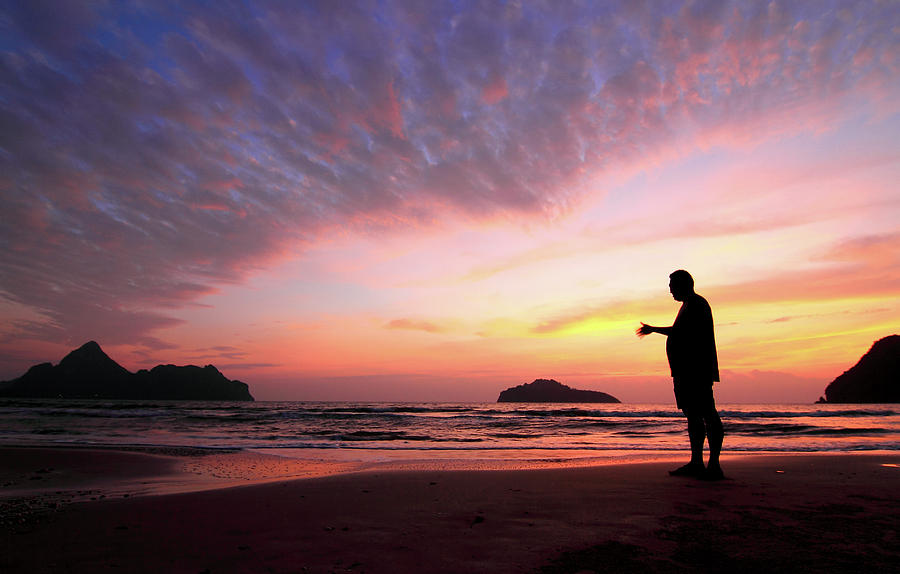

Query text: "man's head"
[669, 269, 695, 301]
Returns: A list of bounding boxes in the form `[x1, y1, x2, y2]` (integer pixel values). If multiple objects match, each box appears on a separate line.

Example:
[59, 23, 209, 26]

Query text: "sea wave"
[0, 399, 897, 456]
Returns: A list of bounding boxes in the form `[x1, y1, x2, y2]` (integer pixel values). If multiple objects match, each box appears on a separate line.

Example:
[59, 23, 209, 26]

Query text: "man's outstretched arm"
[636, 322, 672, 337]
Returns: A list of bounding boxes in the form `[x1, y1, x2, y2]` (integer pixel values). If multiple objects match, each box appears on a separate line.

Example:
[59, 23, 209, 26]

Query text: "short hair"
[669, 269, 694, 289]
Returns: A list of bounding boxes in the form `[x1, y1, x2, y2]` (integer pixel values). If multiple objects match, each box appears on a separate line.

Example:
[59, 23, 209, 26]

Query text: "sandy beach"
[1, 447, 898, 573]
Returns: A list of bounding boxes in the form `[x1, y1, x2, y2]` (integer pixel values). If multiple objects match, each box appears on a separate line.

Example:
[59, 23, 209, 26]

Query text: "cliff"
[0, 341, 254, 401]
[817, 335, 899, 403]
[497, 379, 620, 403]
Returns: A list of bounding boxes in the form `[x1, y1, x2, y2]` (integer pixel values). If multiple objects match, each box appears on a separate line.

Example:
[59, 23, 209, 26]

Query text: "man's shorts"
[673, 378, 716, 414]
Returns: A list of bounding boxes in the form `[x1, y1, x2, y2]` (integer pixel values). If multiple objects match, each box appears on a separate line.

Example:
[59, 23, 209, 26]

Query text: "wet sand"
[2, 447, 898, 573]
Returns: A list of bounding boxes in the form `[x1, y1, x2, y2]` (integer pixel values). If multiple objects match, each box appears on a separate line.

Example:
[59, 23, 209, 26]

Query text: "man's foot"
[699, 464, 725, 481]
[668, 462, 705, 477]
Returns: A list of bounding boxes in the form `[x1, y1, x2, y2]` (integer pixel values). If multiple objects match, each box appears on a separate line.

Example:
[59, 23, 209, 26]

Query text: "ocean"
[1, 400, 897, 465]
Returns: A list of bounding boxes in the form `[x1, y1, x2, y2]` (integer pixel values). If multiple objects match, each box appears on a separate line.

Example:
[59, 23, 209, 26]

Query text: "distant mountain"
[497, 379, 620, 403]
[817, 335, 899, 403]
[0, 341, 254, 401]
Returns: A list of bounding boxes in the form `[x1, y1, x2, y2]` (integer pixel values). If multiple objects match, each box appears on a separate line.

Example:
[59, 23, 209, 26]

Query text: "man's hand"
[636, 322, 653, 338]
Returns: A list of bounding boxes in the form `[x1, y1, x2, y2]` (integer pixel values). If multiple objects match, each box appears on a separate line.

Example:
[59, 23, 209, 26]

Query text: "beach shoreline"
[2, 445, 898, 573]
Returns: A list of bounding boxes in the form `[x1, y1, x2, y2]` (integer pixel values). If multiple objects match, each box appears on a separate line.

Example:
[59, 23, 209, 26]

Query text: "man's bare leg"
[669, 412, 706, 476]
[703, 409, 724, 479]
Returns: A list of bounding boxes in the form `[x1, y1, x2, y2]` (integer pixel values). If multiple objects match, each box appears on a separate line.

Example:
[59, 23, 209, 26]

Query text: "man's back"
[666, 293, 719, 382]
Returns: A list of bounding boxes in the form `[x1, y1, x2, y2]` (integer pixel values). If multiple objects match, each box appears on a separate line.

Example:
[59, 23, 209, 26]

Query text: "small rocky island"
[0, 341, 254, 401]
[817, 335, 899, 403]
[497, 379, 620, 403]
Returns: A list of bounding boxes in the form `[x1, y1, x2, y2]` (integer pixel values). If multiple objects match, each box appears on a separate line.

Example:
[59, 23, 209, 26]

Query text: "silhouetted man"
[637, 270, 724, 480]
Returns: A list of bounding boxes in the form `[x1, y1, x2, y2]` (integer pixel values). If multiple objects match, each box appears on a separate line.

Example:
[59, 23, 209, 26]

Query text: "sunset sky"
[1, 1, 898, 402]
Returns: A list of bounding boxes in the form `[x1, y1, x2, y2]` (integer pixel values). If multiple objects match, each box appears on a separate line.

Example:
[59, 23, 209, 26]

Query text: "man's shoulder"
[689, 293, 712, 313]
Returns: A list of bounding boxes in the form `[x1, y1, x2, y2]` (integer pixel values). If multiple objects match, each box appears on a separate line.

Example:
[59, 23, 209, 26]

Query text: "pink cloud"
[481, 75, 508, 104]
[1, 0, 897, 352]
[820, 233, 900, 268]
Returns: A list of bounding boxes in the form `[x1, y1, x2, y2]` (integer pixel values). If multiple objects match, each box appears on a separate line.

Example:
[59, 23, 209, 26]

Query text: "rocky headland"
[0, 341, 254, 401]
[497, 379, 620, 403]
[817, 335, 898, 403]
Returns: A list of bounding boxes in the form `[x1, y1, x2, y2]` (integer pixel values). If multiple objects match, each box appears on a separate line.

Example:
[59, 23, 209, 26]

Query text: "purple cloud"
[1, 0, 897, 348]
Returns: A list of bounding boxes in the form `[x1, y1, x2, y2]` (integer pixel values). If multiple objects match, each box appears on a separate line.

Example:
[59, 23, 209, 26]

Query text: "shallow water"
[1, 399, 896, 464]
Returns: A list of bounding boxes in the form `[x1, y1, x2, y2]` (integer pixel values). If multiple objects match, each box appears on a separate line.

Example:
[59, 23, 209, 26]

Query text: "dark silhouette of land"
[817, 334, 899, 403]
[0, 341, 254, 401]
[497, 379, 620, 403]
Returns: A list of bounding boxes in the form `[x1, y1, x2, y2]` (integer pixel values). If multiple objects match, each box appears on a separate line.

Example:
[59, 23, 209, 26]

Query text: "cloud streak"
[1, 0, 897, 348]
[530, 231, 900, 336]
[385, 319, 446, 334]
